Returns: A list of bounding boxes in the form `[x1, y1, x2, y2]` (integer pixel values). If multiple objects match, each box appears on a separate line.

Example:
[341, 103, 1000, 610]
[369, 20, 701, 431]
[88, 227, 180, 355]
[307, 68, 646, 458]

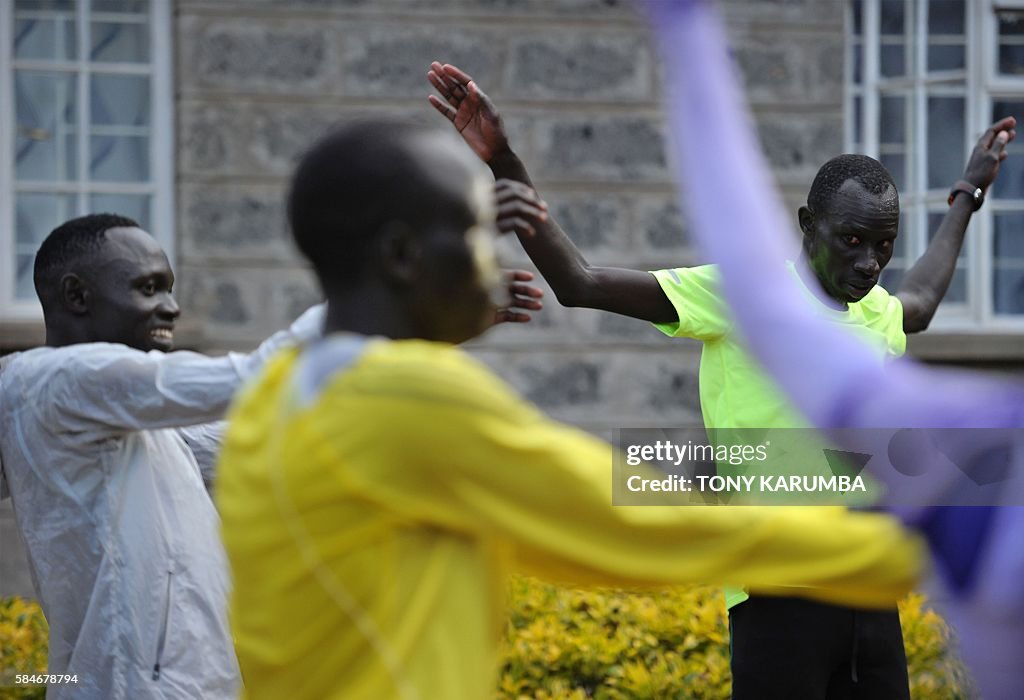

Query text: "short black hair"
[288, 119, 475, 291]
[807, 154, 897, 216]
[33, 213, 140, 302]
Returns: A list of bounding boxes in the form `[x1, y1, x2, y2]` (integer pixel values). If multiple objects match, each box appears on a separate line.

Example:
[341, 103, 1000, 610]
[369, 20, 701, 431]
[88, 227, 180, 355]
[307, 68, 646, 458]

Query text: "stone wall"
[0, 0, 845, 598]
[173, 0, 845, 436]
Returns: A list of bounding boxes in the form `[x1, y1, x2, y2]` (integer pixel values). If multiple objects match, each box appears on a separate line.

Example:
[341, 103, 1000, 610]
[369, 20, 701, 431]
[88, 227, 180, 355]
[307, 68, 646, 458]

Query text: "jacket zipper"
[152, 571, 172, 680]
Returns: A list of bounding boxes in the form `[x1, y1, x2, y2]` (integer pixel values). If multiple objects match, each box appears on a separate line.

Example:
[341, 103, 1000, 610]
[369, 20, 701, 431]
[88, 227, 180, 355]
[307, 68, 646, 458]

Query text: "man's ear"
[59, 273, 89, 315]
[798, 206, 815, 238]
[375, 222, 420, 286]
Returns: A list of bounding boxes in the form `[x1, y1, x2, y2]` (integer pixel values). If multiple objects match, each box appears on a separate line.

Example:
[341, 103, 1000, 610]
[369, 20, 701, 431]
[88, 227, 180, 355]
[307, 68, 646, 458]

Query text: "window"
[848, 0, 1024, 328]
[0, 0, 172, 320]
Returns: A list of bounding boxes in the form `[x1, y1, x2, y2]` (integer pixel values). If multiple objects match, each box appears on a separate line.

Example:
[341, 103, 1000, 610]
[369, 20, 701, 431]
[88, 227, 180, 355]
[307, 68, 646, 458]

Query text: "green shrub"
[0, 597, 48, 700]
[498, 578, 973, 700]
[0, 585, 973, 700]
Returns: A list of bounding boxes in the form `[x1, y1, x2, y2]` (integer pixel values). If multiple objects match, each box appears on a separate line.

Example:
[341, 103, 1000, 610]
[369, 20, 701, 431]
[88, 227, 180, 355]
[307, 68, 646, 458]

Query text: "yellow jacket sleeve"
[310, 342, 923, 609]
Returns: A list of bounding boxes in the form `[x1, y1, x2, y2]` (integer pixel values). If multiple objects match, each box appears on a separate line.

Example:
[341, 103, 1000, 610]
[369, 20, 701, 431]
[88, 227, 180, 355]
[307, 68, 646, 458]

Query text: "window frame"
[0, 0, 174, 322]
[846, 0, 1024, 331]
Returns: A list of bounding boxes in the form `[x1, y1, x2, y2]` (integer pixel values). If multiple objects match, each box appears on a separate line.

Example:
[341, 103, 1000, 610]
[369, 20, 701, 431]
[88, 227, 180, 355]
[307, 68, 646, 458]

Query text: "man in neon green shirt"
[427, 61, 1010, 699]
[216, 119, 924, 700]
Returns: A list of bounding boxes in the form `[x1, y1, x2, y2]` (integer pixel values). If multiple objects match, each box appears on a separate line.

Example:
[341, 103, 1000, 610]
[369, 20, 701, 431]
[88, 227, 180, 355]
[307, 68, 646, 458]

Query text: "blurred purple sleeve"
[643, 5, 1024, 694]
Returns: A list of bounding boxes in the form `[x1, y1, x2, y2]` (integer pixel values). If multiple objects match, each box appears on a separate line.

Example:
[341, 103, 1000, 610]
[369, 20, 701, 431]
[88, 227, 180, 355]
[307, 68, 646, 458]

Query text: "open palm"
[427, 61, 508, 162]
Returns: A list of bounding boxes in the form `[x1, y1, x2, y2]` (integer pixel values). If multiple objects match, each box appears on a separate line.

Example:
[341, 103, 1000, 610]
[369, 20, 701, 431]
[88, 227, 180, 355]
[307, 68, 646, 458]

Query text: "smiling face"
[800, 178, 900, 305]
[85, 226, 180, 351]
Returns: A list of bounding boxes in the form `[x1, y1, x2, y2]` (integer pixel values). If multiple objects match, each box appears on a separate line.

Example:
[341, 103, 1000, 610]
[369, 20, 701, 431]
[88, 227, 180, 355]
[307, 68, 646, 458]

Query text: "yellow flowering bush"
[0, 586, 973, 700]
[498, 578, 973, 700]
[0, 597, 47, 699]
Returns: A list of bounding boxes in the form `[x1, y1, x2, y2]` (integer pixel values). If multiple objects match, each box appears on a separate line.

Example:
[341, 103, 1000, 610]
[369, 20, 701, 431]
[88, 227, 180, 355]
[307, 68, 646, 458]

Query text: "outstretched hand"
[493, 270, 544, 325]
[427, 61, 509, 162]
[496, 178, 547, 238]
[963, 116, 1017, 192]
[491, 179, 547, 324]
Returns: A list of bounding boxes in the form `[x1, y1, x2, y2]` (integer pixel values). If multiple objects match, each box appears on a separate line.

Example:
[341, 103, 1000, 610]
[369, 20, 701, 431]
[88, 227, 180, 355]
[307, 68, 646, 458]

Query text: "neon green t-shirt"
[651, 263, 907, 607]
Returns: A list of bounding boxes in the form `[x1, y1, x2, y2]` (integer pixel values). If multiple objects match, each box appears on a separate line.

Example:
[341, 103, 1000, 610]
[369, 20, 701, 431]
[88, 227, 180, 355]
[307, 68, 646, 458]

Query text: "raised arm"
[428, 62, 676, 323]
[897, 118, 1015, 332]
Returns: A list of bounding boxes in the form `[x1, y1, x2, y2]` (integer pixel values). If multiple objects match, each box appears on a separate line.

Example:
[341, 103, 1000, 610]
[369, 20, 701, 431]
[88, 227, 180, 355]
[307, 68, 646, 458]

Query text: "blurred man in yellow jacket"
[216, 120, 924, 700]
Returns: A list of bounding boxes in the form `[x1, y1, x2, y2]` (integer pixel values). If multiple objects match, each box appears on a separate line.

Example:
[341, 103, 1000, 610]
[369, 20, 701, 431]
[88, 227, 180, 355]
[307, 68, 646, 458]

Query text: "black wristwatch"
[948, 180, 984, 211]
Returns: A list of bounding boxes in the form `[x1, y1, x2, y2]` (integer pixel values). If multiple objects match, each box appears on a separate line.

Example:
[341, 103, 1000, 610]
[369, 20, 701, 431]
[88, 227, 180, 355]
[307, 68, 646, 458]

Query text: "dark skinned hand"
[963, 116, 1017, 192]
[428, 61, 510, 163]
[492, 179, 548, 324]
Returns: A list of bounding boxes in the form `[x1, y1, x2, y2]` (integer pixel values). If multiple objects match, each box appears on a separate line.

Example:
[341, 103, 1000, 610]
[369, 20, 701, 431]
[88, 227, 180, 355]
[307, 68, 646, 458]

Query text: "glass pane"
[880, 0, 905, 35]
[998, 12, 1024, 75]
[14, 1, 75, 10]
[880, 265, 904, 293]
[999, 45, 1024, 76]
[90, 193, 151, 229]
[880, 153, 906, 191]
[927, 97, 964, 190]
[998, 11, 1024, 37]
[15, 192, 79, 248]
[90, 22, 149, 63]
[90, 134, 149, 181]
[90, 74, 150, 126]
[852, 43, 863, 85]
[852, 0, 863, 37]
[928, 44, 965, 72]
[14, 71, 78, 181]
[853, 95, 863, 144]
[994, 212, 1024, 262]
[992, 100, 1024, 200]
[993, 268, 1024, 315]
[881, 44, 906, 77]
[16, 255, 37, 300]
[929, 0, 965, 35]
[14, 18, 77, 61]
[92, 0, 148, 12]
[880, 95, 906, 145]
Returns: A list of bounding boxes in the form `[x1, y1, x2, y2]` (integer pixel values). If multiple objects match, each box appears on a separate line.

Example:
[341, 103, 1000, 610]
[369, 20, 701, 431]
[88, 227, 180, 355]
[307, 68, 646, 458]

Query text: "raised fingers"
[982, 116, 1018, 149]
[427, 94, 457, 122]
[442, 63, 474, 87]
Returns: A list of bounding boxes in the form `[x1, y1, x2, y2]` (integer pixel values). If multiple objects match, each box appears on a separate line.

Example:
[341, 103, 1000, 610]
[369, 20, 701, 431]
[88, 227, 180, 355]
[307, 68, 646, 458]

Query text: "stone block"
[535, 116, 669, 182]
[543, 191, 633, 257]
[611, 350, 704, 423]
[507, 32, 652, 101]
[469, 0, 636, 16]
[567, 306, 668, 346]
[178, 264, 284, 346]
[178, 16, 341, 94]
[178, 103, 246, 176]
[731, 34, 845, 106]
[632, 193, 689, 253]
[179, 184, 295, 261]
[468, 350, 616, 424]
[719, 0, 843, 28]
[755, 112, 844, 179]
[343, 27, 504, 98]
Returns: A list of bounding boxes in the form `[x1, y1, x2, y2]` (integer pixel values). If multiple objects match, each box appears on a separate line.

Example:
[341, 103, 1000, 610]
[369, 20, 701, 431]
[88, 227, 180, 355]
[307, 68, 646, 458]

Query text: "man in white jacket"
[0, 203, 543, 698]
[0, 213, 324, 699]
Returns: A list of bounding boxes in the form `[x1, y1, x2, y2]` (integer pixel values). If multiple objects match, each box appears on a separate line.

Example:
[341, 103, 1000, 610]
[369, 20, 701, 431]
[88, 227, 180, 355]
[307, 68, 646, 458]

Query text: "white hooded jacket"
[0, 305, 323, 699]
